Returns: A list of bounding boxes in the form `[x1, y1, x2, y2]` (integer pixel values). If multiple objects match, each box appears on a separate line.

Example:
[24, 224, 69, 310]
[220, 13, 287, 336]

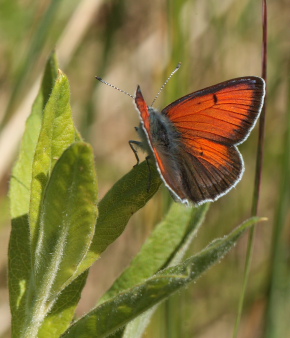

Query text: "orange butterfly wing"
[135, 77, 265, 205]
[162, 77, 265, 145]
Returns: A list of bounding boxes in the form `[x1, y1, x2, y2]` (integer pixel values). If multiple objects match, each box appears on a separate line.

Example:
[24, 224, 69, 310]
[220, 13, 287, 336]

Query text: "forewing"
[162, 77, 265, 145]
[135, 85, 151, 133]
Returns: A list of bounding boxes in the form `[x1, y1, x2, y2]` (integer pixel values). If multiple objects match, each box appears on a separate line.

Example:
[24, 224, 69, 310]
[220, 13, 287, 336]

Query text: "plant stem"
[233, 0, 268, 336]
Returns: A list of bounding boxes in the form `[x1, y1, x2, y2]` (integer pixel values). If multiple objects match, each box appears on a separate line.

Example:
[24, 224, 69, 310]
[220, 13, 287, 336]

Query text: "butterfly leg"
[128, 140, 142, 167]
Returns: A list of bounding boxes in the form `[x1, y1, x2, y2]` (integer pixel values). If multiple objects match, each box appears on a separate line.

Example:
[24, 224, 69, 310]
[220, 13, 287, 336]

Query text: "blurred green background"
[0, 0, 289, 337]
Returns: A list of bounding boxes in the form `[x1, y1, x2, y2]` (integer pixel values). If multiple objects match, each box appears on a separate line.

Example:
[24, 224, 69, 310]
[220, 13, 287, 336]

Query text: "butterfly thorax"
[138, 107, 181, 156]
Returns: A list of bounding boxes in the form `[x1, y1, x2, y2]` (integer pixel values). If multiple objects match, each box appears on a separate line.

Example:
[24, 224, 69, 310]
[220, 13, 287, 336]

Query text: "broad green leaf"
[34, 142, 97, 293]
[38, 160, 161, 336]
[70, 160, 162, 279]
[22, 142, 98, 337]
[29, 70, 81, 253]
[62, 217, 263, 338]
[9, 54, 96, 337]
[9, 52, 59, 334]
[100, 203, 209, 305]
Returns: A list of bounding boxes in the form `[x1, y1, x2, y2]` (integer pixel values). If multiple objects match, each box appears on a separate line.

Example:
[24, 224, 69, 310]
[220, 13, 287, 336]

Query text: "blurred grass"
[0, 0, 289, 337]
[264, 63, 290, 338]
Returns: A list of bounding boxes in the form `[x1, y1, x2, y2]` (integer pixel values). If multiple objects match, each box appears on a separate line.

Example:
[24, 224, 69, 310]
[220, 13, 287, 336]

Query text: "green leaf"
[70, 160, 162, 279]
[22, 142, 98, 337]
[9, 51, 59, 334]
[34, 142, 98, 293]
[62, 217, 263, 338]
[99, 203, 209, 305]
[94, 161, 162, 254]
[9, 53, 97, 337]
[39, 159, 161, 337]
[35, 159, 161, 337]
[29, 70, 81, 253]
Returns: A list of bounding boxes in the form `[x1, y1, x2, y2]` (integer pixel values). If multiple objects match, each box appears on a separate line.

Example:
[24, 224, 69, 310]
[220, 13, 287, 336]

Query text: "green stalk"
[233, 0, 268, 336]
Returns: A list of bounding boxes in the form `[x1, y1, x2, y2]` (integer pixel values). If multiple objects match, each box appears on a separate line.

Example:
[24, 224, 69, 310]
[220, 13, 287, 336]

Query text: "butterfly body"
[134, 76, 266, 206]
[136, 107, 181, 156]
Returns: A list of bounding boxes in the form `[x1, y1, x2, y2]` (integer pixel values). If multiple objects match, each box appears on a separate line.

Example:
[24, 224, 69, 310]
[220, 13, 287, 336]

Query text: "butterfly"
[132, 76, 266, 205]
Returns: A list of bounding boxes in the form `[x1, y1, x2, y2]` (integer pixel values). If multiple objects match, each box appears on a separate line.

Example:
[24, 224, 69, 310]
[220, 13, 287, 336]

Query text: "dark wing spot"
[213, 94, 218, 104]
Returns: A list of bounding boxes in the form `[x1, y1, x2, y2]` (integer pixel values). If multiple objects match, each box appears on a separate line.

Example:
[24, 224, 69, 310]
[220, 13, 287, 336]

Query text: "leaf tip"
[57, 69, 66, 81]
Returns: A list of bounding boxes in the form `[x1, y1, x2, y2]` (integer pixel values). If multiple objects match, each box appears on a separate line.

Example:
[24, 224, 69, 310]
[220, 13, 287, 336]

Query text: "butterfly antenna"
[95, 76, 135, 99]
[151, 62, 181, 106]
